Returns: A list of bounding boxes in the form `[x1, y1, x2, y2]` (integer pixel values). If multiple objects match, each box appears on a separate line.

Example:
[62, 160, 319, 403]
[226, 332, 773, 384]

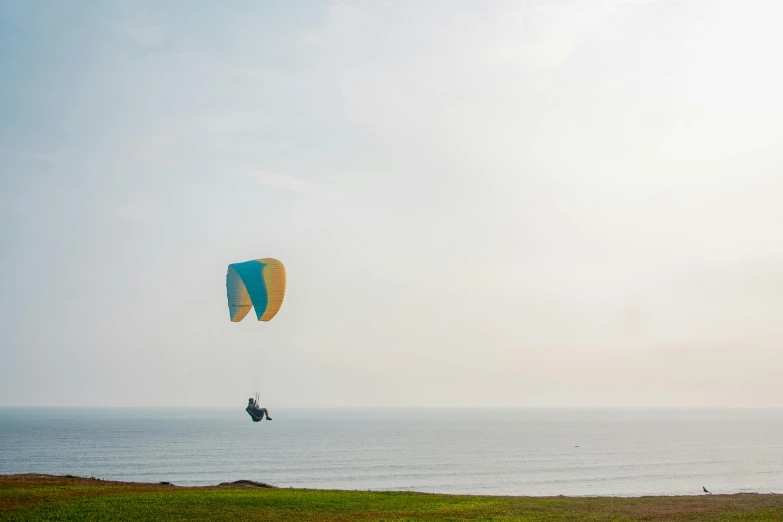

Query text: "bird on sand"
[703, 486, 711, 494]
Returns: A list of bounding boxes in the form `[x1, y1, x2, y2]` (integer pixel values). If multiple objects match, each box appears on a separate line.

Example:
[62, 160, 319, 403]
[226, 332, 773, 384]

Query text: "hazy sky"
[2, 0, 782, 408]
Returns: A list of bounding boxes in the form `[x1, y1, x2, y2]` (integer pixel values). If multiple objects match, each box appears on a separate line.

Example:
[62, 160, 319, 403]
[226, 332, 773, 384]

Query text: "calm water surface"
[1, 408, 782, 496]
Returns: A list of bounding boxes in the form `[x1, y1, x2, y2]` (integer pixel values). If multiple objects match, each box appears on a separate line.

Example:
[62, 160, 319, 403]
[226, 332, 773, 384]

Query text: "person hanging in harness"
[246, 395, 272, 422]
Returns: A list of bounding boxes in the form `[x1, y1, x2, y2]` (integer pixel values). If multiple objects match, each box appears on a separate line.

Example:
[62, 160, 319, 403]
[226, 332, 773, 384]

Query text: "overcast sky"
[2, 0, 782, 408]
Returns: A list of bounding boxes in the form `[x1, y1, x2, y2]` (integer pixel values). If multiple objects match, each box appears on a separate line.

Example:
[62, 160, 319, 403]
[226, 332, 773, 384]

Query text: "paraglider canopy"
[226, 258, 286, 322]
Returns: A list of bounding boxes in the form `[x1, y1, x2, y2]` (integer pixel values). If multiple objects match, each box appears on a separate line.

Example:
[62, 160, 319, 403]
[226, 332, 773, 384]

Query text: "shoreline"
[1, 473, 779, 498]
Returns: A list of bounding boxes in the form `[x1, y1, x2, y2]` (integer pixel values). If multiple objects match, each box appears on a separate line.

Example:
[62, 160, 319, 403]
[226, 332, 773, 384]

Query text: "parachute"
[226, 258, 286, 322]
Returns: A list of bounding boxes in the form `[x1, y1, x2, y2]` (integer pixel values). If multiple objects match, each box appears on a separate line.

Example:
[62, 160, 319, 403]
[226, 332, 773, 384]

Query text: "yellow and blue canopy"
[226, 258, 286, 322]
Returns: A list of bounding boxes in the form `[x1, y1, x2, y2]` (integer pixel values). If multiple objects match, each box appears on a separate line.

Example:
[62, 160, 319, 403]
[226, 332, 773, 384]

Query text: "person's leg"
[262, 408, 272, 420]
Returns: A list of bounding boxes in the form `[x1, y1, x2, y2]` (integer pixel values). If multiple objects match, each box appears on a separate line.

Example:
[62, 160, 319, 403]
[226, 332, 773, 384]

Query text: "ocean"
[1, 408, 781, 496]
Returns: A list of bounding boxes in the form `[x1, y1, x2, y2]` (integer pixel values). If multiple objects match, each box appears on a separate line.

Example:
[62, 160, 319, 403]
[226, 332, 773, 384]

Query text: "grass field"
[2, 474, 782, 521]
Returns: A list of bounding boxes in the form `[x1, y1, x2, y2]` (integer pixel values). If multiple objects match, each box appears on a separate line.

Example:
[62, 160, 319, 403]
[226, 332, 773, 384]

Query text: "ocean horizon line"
[2, 405, 782, 410]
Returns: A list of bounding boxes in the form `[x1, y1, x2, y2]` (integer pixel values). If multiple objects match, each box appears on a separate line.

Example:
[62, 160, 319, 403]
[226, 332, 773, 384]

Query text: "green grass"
[2, 474, 782, 521]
